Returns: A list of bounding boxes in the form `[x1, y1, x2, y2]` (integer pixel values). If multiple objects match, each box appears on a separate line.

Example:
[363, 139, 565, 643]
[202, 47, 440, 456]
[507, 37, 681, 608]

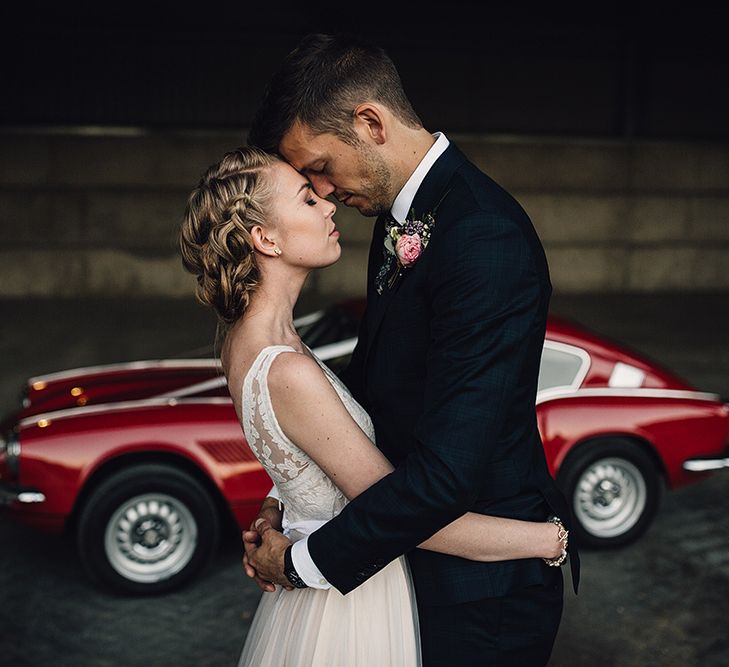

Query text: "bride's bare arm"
[268, 353, 563, 562]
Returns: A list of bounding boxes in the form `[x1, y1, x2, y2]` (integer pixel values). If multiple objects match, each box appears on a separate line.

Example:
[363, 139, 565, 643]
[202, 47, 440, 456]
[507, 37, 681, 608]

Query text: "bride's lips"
[329, 226, 339, 238]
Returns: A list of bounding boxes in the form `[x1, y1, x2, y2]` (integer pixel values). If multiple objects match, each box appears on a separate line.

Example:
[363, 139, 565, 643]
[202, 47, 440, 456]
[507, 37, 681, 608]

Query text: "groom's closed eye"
[308, 161, 328, 175]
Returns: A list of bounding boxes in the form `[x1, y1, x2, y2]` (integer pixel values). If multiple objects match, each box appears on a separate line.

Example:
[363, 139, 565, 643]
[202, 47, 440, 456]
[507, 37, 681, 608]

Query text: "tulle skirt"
[238, 556, 421, 666]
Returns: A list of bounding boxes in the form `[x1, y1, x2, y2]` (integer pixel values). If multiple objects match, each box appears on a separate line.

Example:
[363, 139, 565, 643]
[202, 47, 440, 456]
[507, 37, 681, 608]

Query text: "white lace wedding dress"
[237, 345, 421, 667]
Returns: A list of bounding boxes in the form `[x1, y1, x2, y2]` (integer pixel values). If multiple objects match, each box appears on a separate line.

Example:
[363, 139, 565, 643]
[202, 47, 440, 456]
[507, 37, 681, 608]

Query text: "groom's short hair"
[248, 34, 422, 153]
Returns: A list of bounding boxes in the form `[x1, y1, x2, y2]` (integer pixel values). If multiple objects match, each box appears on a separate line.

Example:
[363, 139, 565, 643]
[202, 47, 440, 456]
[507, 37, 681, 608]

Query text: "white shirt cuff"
[266, 484, 281, 501]
[291, 537, 331, 589]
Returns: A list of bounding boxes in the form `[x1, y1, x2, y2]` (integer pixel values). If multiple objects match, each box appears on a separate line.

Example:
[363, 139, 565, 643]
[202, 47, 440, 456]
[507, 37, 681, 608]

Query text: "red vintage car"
[1, 300, 728, 594]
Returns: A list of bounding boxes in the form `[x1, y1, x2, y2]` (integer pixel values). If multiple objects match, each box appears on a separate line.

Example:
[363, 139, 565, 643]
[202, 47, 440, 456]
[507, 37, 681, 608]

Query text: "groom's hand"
[246, 518, 294, 588]
[242, 529, 277, 593]
[242, 498, 289, 592]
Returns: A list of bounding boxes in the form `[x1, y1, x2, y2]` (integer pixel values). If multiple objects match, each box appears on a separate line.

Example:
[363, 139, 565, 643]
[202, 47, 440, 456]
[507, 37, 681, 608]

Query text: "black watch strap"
[283, 544, 308, 589]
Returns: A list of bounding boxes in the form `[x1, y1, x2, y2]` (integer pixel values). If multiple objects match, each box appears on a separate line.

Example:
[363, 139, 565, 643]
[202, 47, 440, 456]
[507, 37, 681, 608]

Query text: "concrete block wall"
[1, 129, 727, 302]
[462, 138, 729, 292]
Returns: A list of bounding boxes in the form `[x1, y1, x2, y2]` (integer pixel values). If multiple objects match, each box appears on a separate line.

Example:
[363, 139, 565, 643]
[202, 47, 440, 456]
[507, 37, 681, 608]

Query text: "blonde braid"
[179, 147, 278, 326]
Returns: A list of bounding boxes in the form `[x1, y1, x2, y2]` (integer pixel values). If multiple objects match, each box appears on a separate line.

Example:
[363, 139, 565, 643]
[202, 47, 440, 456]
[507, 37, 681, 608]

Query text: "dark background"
[2, 2, 728, 138]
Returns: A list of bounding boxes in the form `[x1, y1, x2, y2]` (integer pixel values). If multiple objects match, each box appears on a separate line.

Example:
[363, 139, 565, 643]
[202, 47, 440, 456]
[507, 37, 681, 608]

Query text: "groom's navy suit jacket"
[308, 142, 580, 605]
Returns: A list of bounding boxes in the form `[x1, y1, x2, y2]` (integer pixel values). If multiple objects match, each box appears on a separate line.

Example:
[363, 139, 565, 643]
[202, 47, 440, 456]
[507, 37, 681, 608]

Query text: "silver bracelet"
[543, 516, 569, 567]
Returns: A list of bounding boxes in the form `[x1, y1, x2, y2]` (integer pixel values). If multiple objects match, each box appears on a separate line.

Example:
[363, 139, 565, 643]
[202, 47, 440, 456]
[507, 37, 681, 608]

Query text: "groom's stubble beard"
[352, 143, 396, 218]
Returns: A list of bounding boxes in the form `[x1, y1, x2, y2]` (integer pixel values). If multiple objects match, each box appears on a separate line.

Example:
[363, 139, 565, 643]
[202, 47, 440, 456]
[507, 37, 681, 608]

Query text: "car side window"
[538, 344, 588, 394]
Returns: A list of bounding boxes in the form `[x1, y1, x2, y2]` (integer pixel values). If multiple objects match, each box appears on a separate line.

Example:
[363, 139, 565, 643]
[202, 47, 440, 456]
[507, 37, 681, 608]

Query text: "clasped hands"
[242, 500, 295, 591]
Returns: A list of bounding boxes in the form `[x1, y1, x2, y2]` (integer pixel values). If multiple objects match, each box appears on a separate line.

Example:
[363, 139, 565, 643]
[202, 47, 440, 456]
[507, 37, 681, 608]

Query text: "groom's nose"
[309, 173, 335, 198]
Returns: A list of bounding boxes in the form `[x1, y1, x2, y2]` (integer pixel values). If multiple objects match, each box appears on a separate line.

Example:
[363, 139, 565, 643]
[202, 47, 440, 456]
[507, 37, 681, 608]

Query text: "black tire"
[76, 463, 220, 594]
[557, 438, 662, 548]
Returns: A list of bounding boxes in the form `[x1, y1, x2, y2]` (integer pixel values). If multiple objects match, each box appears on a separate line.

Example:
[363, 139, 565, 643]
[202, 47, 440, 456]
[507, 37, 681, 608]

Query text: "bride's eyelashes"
[300, 180, 317, 206]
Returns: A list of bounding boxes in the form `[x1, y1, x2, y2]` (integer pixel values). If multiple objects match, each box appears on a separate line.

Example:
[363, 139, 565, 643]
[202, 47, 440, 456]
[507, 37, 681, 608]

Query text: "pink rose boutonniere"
[395, 234, 422, 267]
[375, 209, 437, 294]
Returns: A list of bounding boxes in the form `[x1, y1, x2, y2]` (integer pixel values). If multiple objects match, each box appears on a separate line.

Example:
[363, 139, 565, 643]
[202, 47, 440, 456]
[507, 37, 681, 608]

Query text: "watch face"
[287, 570, 307, 588]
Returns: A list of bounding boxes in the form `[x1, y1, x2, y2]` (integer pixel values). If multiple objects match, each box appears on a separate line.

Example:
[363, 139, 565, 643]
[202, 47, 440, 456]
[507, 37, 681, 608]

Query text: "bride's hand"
[257, 497, 285, 532]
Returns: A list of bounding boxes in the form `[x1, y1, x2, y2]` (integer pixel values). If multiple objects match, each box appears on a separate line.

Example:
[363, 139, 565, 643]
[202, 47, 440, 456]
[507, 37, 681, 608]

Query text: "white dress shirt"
[270, 131, 451, 588]
[390, 131, 450, 223]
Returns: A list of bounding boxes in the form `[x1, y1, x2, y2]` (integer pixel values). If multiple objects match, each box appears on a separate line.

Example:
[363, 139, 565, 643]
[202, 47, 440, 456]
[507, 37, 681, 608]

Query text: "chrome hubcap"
[105, 493, 197, 583]
[574, 457, 647, 538]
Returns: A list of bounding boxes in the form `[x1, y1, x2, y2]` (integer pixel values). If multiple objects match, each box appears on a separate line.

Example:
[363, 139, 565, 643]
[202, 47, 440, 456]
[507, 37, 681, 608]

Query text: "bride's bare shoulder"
[267, 352, 331, 404]
[268, 350, 322, 385]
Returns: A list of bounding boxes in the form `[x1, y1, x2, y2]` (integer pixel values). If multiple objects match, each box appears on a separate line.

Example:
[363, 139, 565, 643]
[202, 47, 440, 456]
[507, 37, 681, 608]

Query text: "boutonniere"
[375, 211, 435, 294]
[375, 189, 450, 295]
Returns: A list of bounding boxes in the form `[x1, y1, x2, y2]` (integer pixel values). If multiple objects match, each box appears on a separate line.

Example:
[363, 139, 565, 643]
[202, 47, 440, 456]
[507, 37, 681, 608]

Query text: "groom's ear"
[353, 103, 387, 145]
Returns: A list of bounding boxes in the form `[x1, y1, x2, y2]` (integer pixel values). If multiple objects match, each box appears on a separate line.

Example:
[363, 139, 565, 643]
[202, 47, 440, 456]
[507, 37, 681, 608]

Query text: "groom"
[245, 34, 579, 665]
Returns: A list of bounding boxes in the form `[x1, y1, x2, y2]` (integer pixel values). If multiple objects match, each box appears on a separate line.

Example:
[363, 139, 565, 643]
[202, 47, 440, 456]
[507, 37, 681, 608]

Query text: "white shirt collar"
[390, 132, 450, 223]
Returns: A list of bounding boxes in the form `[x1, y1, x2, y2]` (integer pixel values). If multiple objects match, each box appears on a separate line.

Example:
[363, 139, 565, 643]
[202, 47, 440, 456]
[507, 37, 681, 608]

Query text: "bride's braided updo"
[179, 147, 278, 325]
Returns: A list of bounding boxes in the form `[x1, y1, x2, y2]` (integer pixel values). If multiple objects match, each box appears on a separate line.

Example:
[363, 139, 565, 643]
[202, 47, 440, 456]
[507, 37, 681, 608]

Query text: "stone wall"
[1, 129, 727, 301]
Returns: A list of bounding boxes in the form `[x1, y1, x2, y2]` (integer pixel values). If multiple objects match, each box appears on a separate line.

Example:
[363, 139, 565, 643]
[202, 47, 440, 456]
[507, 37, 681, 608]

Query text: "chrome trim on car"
[537, 387, 722, 405]
[26, 337, 358, 401]
[28, 359, 222, 385]
[683, 457, 729, 472]
[19, 397, 233, 429]
[292, 310, 325, 327]
[159, 376, 227, 399]
[310, 337, 358, 361]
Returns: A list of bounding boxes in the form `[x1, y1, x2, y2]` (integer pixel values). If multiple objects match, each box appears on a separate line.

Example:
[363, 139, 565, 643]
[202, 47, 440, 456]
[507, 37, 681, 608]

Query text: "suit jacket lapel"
[409, 142, 467, 221]
[365, 214, 387, 303]
[363, 143, 469, 364]
[364, 255, 405, 364]
[364, 213, 398, 365]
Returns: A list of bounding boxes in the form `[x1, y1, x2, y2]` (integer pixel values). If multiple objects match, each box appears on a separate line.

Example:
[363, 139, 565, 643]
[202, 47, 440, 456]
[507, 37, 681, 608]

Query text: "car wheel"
[557, 439, 661, 548]
[77, 463, 220, 594]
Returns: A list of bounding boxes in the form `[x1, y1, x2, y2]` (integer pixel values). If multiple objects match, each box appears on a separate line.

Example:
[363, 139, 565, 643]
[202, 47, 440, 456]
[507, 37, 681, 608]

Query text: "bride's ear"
[354, 103, 387, 145]
[250, 225, 280, 258]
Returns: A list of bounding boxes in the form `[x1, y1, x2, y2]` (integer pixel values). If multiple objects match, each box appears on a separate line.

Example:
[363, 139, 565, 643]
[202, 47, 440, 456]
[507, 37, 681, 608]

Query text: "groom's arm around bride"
[245, 33, 579, 666]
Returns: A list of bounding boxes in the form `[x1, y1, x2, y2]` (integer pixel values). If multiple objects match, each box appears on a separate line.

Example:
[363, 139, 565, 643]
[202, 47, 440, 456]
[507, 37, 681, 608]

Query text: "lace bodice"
[240, 345, 376, 529]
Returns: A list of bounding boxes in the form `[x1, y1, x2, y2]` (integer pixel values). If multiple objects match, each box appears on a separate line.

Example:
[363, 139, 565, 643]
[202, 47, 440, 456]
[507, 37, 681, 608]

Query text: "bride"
[179, 146, 567, 666]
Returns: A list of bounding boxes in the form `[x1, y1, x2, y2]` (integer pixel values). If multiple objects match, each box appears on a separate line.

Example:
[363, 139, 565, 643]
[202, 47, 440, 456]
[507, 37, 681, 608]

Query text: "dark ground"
[2, 292, 728, 666]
